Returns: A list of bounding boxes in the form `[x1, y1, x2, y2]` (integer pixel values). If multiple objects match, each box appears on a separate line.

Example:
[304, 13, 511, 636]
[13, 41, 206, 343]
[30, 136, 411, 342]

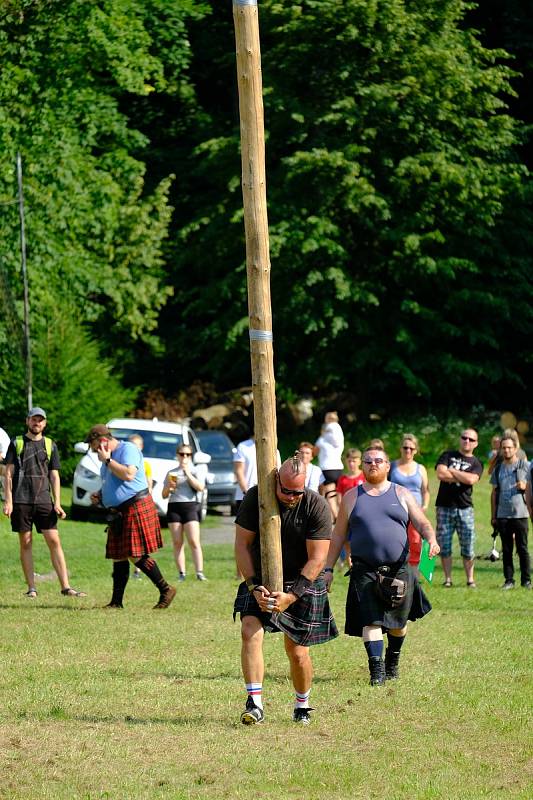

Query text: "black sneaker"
[522, 581, 532, 590]
[293, 707, 314, 725]
[502, 581, 515, 591]
[241, 696, 264, 725]
[368, 657, 386, 686]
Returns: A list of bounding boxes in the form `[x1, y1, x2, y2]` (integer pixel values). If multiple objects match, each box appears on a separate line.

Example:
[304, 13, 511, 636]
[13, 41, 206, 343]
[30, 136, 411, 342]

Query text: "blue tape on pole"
[249, 329, 273, 342]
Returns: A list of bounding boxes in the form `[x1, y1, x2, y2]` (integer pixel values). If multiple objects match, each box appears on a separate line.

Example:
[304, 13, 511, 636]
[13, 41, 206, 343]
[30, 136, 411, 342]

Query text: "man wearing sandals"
[2, 408, 86, 599]
[435, 429, 483, 588]
[86, 424, 176, 610]
[234, 453, 338, 726]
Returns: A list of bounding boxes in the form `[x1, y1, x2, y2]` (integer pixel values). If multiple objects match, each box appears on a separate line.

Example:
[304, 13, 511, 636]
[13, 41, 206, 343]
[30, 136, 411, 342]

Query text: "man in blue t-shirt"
[87, 424, 175, 609]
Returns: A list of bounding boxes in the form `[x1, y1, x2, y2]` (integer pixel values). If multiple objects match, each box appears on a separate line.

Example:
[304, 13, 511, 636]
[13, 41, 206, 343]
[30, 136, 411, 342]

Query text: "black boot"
[385, 649, 401, 680]
[368, 657, 386, 686]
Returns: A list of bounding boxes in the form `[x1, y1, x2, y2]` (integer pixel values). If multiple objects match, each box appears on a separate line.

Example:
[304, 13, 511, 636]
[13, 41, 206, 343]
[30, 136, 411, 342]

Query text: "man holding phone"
[86, 424, 176, 609]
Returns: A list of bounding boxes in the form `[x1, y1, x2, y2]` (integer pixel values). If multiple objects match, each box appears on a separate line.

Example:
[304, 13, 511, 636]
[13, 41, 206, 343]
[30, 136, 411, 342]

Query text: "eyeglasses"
[362, 458, 386, 465]
[277, 477, 304, 496]
[178, 452, 192, 457]
[460, 436, 477, 443]
[402, 446, 415, 451]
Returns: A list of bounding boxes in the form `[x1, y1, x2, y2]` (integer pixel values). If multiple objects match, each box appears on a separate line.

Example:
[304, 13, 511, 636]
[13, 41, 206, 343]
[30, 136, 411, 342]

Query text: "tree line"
[1, 0, 531, 453]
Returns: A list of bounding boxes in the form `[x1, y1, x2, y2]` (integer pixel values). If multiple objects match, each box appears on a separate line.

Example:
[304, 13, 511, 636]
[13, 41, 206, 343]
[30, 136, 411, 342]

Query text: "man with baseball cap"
[3, 408, 86, 598]
[233, 452, 338, 726]
[86, 424, 176, 609]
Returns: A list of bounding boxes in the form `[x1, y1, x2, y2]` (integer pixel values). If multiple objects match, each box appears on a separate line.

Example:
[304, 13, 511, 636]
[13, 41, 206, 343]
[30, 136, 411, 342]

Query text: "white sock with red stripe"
[246, 683, 263, 710]
[295, 689, 311, 709]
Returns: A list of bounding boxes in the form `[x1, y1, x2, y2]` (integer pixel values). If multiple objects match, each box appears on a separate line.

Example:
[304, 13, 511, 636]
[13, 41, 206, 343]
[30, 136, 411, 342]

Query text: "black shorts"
[11, 503, 58, 533]
[322, 469, 343, 485]
[167, 501, 201, 524]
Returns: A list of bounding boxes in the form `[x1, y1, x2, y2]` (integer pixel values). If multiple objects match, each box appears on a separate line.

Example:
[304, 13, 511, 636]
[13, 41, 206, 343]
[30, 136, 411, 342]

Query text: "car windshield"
[110, 428, 194, 460]
[197, 432, 234, 459]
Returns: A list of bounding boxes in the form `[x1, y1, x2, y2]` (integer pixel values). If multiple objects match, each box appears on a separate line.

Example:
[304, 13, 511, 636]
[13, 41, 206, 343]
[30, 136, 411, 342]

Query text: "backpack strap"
[14, 435, 53, 464]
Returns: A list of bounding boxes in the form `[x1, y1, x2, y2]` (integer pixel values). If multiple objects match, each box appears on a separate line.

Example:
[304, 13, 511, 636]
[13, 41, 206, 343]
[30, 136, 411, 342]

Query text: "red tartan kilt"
[105, 495, 163, 560]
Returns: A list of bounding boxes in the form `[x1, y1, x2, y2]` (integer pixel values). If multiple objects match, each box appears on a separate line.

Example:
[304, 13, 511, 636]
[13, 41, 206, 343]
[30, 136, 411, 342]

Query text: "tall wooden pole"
[232, 0, 282, 592]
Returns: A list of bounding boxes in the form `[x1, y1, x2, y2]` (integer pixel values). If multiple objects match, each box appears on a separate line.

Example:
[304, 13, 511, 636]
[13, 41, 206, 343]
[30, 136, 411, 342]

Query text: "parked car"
[195, 429, 237, 507]
[71, 418, 210, 520]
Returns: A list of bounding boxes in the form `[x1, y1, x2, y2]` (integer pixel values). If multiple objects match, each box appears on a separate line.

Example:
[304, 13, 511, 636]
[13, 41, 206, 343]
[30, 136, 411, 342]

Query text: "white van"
[71, 418, 210, 520]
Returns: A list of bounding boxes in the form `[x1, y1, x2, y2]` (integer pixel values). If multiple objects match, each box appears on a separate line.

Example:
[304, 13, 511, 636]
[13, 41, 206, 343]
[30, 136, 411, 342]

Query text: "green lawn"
[0, 474, 531, 799]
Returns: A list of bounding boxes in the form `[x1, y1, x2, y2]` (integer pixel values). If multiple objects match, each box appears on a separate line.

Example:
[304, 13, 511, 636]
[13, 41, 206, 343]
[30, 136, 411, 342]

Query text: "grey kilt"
[233, 577, 338, 647]
[345, 561, 432, 637]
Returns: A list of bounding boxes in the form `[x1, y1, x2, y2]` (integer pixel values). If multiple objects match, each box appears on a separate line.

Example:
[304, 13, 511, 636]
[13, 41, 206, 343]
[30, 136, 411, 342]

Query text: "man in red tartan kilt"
[87, 425, 176, 609]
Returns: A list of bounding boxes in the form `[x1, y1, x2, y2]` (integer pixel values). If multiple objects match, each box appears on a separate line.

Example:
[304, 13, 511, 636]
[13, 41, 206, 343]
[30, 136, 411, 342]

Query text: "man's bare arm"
[447, 468, 480, 486]
[397, 486, 440, 557]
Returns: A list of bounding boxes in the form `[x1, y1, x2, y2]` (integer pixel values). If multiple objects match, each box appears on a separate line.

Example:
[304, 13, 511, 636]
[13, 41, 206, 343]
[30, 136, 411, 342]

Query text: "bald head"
[276, 452, 306, 506]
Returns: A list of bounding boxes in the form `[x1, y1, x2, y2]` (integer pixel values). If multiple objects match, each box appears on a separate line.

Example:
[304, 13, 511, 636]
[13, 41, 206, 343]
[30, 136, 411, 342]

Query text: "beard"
[364, 469, 388, 485]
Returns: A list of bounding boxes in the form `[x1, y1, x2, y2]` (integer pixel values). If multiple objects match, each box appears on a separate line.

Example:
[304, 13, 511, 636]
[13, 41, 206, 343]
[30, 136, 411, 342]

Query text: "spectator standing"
[389, 434, 430, 571]
[336, 449, 365, 497]
[2, 408, 86, 599]
[490, 436, 531, 590]
[0, 423, 10, 501]
[87, 424, 175, 609]
[298, 441, 324, 492]
[314, 411, 344, 520]
[233, 434, 257, 514]
[325, 446, 439, 685]
[162, 444, 207, 582]
[234, 454, 338, 725]
[128, 434, 153, 580]
[435, 429, 483, 588]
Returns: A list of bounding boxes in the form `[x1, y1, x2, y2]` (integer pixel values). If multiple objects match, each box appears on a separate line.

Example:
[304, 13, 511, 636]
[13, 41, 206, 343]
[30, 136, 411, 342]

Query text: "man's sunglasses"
[277, 477, 304, 496]
[461, 436, 477, 443]
[362, 457, 386, 465]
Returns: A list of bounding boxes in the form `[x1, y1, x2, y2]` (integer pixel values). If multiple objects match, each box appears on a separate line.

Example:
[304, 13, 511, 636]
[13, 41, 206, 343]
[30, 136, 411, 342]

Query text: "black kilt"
[345, 561, 431, 637]
[233, 577, 338, 647]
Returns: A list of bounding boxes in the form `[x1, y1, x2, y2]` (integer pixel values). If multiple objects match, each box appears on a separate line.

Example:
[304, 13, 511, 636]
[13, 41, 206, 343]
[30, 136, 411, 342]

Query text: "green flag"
[419, 540, 436, 583]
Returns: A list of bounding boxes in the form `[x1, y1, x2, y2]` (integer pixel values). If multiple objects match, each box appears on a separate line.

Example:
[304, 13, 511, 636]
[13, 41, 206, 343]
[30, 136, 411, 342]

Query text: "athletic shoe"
[522, 581, 532, 590]
[293, 707, 314, 725]
[241, 695, 264, 725]
[178, 573, 186, 582]
[196, 572, 207, 581]
[132, 571, 142, 580]
[153, 585, 177, 609]
[502, 581, 515, 590]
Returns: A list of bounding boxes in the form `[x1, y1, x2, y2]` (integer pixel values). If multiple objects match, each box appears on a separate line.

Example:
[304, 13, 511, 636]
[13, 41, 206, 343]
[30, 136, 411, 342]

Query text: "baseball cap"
[85, 424, 112, 443]
[28, 407, 47, 419]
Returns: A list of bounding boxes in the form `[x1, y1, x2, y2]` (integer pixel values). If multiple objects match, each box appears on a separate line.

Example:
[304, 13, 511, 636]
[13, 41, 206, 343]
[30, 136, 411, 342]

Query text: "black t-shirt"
[236, 485, 332, 581]
[435, 450, 483, 509]
[5, 436, 60, 505]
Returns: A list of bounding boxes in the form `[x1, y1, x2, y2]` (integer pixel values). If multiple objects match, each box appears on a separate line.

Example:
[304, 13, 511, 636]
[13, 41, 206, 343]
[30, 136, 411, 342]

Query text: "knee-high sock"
[134, 555, 169, 591]
[111, 560, 130, 605]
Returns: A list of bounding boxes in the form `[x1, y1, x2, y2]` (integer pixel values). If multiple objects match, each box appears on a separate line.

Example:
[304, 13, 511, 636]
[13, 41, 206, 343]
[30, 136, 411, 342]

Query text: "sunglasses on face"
[362, 458, 386, 465]
[178, 452, 192, 457]
[277, 477, 304, 496]
[402, 446, 415, 451]
[461, 436, 477, 443]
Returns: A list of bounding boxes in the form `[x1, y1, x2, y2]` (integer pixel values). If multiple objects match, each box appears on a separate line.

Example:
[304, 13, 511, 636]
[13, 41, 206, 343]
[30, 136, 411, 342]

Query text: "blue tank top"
[349, 484, 409, 567]
[389, 461, 423, 506]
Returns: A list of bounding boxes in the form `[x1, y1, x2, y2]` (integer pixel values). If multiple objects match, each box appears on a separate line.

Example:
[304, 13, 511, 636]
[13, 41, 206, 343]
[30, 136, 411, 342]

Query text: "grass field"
[0, 476, 531, 799]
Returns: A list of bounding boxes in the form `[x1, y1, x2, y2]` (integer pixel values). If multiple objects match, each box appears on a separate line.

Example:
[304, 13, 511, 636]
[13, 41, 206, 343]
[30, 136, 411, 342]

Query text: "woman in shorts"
[162, 445, 207, 582]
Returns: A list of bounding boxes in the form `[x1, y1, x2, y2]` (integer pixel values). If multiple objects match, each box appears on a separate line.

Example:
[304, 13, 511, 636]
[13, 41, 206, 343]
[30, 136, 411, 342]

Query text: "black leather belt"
[113, 488, 150, 512]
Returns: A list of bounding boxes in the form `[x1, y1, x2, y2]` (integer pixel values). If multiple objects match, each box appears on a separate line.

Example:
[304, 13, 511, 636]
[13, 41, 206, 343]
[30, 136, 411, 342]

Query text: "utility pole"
[17, 152, 33, 411]
[232, 0, 282, 592]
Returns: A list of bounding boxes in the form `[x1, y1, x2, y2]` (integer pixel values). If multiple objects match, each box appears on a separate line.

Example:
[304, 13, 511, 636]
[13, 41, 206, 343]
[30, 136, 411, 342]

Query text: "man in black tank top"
[325, 446, 439, 685]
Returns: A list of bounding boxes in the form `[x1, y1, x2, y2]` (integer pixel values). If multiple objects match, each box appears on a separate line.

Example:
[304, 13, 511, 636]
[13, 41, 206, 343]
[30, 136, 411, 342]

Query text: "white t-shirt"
[305, 463, 325, 492]
[315, 422, 344, 471]
[0, 427, 10, 460]
[233, 438, 281, 501]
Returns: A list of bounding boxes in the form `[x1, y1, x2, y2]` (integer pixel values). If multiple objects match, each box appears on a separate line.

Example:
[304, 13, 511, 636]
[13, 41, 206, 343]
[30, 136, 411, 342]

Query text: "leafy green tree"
[161, 0, 532, 408]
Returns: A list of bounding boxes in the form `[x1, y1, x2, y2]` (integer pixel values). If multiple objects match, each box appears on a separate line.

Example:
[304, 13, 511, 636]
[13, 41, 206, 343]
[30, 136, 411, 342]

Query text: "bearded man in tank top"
[325, 447, 440, 685]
